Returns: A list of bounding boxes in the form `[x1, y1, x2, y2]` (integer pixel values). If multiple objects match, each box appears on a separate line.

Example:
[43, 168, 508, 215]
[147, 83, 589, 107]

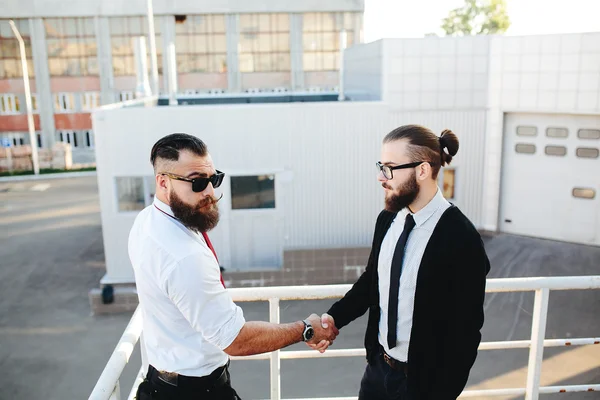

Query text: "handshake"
[303, 313, 339, 353]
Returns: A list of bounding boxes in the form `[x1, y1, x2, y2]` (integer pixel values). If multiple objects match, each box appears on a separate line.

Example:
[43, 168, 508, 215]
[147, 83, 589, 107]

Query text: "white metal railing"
[89, 276, 600, 400]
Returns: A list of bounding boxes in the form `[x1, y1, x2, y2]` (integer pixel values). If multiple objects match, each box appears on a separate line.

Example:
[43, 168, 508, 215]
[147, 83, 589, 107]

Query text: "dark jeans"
[136, 364, 241, 400]
[358, 353, 411, 400]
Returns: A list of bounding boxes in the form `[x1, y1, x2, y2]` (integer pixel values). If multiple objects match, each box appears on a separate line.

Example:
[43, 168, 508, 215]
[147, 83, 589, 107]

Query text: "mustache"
[198, 193, 223, 208]
[382, 183, 392, 190]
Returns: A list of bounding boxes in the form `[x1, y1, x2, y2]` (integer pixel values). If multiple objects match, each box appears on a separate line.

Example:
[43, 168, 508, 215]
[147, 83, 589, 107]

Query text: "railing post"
[108, 380, 120, 400]
[269, 298, 281, 400]
[525, 288, 550, 400]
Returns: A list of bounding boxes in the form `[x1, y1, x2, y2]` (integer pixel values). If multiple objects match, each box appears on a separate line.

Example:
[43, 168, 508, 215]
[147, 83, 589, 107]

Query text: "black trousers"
[358, 352, 411, 400]
[136, 364, 241, 400]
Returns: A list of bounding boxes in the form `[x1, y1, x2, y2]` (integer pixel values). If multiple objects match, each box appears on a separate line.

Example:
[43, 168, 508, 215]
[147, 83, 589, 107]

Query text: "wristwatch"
[302, 319, 314, 342]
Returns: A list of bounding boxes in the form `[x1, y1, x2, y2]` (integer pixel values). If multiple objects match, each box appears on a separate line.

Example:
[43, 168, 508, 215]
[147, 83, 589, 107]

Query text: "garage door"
[500, 113, 600, 246]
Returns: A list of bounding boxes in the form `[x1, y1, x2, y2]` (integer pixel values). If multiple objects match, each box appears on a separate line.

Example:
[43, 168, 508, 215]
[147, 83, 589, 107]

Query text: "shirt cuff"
[213, 305, 246, 351]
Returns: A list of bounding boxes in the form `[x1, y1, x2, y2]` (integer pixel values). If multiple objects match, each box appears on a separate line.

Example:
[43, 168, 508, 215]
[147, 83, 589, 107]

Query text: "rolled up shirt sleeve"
[165, 251, 245, 350]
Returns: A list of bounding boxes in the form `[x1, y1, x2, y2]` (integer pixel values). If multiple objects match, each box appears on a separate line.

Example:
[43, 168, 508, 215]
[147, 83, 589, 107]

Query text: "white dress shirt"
[128, 197, 245, 377]
[378, 188, 451, 361]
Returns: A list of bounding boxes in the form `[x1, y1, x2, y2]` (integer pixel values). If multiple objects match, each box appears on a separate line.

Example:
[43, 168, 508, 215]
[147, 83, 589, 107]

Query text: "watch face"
[305, 327, 314, 341]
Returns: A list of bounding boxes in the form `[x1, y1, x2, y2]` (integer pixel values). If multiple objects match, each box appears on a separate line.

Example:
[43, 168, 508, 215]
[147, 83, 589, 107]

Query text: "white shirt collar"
[408, 187, 447, 228]
[152, 197, 208, 244]
[153, 196, 175, 218]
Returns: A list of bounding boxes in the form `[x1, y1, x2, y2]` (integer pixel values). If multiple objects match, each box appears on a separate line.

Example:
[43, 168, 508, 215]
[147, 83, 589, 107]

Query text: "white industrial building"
[92, 31, 600, 287]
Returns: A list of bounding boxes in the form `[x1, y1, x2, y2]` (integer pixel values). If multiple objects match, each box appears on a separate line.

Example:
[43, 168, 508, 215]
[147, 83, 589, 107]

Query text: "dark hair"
[383, 124, 459, 179]
[150, 133, 208, 168]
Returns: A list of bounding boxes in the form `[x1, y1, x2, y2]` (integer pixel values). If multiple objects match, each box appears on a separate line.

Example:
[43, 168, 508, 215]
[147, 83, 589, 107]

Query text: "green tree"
[441, 0, 510, 36]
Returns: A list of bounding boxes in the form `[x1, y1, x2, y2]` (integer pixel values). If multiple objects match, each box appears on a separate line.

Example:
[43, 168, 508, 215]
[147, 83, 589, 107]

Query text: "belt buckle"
[383, 352, 395, 368]
[157, 370, 179, 387]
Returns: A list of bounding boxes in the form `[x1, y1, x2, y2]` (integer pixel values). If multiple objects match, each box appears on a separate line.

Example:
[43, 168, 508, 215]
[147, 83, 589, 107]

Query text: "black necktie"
[387, 213, 416, 349]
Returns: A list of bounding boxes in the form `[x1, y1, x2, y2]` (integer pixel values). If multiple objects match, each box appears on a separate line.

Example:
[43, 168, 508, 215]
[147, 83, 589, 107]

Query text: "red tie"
[201, 231, 226, 288]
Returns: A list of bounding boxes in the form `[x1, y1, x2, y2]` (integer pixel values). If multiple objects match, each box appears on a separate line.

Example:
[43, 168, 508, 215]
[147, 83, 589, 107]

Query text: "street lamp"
[9, 20, 39, 175]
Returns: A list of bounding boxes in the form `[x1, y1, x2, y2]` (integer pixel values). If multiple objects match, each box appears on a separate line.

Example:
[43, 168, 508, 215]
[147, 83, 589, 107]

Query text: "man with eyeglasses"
[308, 125, 490, 399]
[129, 133, 338, 400]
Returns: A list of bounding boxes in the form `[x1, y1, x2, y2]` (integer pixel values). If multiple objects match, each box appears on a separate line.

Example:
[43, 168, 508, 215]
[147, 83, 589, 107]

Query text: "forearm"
[327, 272, 372, 328]
[224, 321, 304, 356]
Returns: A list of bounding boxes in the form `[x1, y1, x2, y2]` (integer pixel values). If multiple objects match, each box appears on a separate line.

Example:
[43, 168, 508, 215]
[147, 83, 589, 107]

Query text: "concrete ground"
[0, 176, 598, 400]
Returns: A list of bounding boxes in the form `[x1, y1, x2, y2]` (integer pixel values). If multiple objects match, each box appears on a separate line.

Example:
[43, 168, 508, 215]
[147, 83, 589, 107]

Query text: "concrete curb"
[0, 170, 97, 183]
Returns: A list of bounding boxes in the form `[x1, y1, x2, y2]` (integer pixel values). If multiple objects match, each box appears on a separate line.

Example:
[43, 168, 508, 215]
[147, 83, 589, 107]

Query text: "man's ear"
[156, 174, 169, 192]
[416, 162, 432, 181]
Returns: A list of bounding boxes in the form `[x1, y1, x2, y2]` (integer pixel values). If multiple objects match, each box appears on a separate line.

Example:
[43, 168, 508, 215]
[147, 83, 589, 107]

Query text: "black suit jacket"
[328, 206, 490, 400]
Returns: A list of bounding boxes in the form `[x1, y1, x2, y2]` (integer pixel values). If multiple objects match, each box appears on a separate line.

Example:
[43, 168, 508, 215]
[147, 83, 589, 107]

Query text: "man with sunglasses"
[129, 134, 338, 400]
[309, 125, 490, 399]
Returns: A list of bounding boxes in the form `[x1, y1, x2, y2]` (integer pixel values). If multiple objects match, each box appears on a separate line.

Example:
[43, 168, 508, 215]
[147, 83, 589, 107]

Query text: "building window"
[515, 143, 536, 154]
[0, 19, 35, 79]
[110, 16, 162, 77]
[81, 92, 100, 111]
[45, 18, 98, 76]
[440, 169, 455, 200]
[54, 92, 76, 112]
[545, 145, 567, 156]
[84, 130, 94, 148]
[119, 91, 135, 102]
[116, 177, 146, 212]
[57, 130, 77, 146]
[175, 15, 227, 73]
[0, 93, 20, 114]
[546, 127, 568, 138]
[516, 126, 537, 136]
[578, 129, 600, 140]
[303, 12, 356, 71]
[231, 175, 276, 209]
[576, 147, 599, 159]
[31, 94, 39, 112]
[572, 188, 595, 200]
[239, 14, 290, 72]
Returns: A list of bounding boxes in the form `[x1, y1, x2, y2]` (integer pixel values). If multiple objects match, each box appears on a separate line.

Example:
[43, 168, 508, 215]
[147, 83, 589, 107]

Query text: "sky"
[364, 0, 599, 41]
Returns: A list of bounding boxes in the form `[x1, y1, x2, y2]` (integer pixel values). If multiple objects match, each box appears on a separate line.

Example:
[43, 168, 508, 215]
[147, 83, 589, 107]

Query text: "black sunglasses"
[376, 161, 432, 180]
[160, 171, 225, 193]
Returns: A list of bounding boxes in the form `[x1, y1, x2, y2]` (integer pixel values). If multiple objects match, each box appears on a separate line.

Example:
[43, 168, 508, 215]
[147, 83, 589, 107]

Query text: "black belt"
[382, 349, 408, 375]
[147, 363, 229, 390]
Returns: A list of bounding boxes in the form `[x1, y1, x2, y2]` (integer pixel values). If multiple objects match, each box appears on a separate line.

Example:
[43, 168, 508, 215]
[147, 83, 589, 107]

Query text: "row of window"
[515, 143, 599, 158]
[0, 92, 102, 114]
[1, 131, 42, 148]
[0, 90, 141, 114]
[56, 129, 94, 148]
[1, 13, 358, 78]
[53, 92, 100, 112]
[517, 126, 600, 140]
[1, 130, 93, 148]
[0, 93, 37, 114]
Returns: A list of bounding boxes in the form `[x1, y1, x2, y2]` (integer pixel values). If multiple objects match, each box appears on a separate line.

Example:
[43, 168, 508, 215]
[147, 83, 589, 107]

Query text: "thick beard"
[169, 190, 220, 233]
[384, 170, 419, 213]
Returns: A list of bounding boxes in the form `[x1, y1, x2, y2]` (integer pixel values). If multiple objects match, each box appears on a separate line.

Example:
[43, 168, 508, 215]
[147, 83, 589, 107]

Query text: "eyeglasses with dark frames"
[159, 171, 225, 193]
[376, 161, 434, 180]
